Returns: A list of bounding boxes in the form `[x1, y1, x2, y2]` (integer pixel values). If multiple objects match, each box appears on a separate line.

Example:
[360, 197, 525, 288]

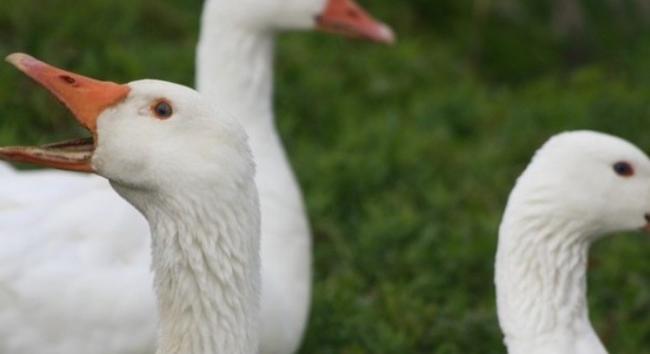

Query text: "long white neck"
[195, 8, 313, 352]
[495, 196, 607, 354]
[114, 183, 261, 354]
[194, 2, 309, 255]
[196, 15, 298, 194]
[196, 14, 275, 136]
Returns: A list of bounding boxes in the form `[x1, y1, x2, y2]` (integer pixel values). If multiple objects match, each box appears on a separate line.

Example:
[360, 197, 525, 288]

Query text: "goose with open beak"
[0, 53, 264, 354]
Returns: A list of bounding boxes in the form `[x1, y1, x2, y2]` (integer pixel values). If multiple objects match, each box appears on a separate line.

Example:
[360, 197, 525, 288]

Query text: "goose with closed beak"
[496, 131, 650, 354]
[0, 1, 394, 353]
[197, 2, 392, 352]
[0, 53, 262, 354]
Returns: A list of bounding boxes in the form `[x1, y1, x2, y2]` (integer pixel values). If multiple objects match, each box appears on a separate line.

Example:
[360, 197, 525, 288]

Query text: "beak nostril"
[347, 9, 359, 18]
[60, 75, 77, 85]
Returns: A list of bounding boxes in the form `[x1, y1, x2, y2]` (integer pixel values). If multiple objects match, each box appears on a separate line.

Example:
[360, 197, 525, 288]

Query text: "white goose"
[0, 53, 262, 354]
[197, 1, 392, 352]
[0, 1, 393, 354]
[495, 131, 650, 354]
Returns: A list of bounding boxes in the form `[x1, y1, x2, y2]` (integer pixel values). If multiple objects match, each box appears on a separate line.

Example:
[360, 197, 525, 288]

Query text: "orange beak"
[0, 53, 130, 172]
[316, 0, 395, 44]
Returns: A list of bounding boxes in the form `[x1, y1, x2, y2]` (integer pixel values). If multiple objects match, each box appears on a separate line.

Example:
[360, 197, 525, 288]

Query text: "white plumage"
[0, 1, 393, 353]
[496, 131, 650, 354]
[0, 170, 155, 353]
[0, 54, 263, 354]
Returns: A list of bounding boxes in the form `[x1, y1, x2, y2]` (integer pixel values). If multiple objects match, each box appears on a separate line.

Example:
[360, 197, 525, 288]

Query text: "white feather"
[0, 0, 392, 352]
[496, 131, 650, 354]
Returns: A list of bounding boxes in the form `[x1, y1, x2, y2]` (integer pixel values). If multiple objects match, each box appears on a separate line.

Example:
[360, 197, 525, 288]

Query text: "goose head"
[0, 53, 253, 194]
[505, 131, 650, 238]
[203, 0, 394, 43]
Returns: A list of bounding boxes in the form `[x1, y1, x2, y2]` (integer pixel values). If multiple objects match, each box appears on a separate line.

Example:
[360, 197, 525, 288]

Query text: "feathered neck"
[113, 181, 261, 354]
[495, 187, 607, 354]
[196, 14, 275, 136]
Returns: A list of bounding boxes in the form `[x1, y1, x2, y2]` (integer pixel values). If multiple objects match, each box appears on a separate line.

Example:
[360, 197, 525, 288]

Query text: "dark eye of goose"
[613, 161, 634, 177]
[152, 100, 173, 119]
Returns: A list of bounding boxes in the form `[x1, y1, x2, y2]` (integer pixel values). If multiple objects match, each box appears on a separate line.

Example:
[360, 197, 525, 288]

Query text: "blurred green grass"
[3, 0, 650, 353]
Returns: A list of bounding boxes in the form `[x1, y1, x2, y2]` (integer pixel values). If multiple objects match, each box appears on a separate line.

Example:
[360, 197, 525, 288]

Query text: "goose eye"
[152, 100, 173, 119]
[613, 161, 634, 177]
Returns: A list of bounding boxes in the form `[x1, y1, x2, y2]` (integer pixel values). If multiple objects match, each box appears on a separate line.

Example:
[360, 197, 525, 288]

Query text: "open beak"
[316, 0, 395, 44]
[0, 53, 130, 172]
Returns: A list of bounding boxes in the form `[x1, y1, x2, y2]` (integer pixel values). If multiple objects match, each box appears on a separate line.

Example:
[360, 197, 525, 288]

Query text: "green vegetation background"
[2, 0, 650, 352]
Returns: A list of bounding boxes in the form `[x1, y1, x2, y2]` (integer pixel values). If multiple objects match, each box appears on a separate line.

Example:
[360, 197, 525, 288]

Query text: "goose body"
[0, 178, 154, 353]
[0, 54, 262, 354]
[496, 131, 650, 354]
[0, 1, 392, 353]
